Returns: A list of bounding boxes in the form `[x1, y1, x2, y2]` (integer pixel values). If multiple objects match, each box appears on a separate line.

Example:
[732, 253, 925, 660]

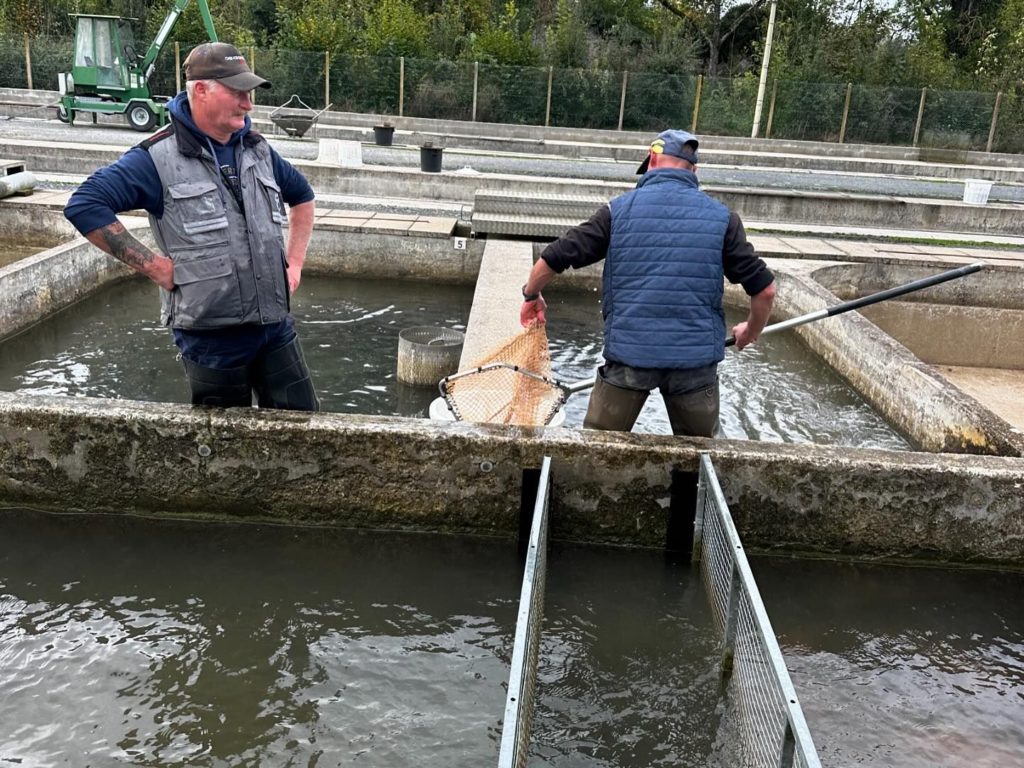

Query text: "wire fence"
[4, 32, 1021, 153]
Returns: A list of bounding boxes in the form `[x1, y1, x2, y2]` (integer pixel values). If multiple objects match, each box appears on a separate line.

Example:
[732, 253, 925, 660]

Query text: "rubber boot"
[663, 380, 719, 438]
[252, 336, 320, 412]
[583, 374, 648, 432]
[182, 358, 253, 408]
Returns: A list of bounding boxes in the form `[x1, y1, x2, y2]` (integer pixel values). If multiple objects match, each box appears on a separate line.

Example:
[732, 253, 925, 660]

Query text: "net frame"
[439, 327, 567, 426]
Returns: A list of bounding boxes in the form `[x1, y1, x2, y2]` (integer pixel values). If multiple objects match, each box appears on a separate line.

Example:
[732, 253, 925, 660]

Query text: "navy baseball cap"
[636, 129, 700, 174]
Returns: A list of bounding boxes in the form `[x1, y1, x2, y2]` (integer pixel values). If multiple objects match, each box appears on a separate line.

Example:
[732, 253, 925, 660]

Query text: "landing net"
[441, 326, 564, 426]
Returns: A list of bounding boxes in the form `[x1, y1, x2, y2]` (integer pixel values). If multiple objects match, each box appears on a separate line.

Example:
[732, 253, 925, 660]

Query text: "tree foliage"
[0, 0, 1019, 95]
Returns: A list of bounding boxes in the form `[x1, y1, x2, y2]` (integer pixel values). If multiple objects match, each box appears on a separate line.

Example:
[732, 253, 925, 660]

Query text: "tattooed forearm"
[87, 221, 157, 270]
[85, 220, 175, 290]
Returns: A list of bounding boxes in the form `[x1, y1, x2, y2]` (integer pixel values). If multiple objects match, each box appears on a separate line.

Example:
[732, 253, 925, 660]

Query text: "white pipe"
[0, 171, 37, 199]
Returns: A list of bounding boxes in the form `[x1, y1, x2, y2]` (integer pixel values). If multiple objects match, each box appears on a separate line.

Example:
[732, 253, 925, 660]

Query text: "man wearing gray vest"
[64, 42, 319, 411]
[519, 129, 775, 436]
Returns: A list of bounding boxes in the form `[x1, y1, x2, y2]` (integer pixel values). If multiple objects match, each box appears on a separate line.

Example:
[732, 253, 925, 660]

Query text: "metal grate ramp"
[471, 190, 608, 238]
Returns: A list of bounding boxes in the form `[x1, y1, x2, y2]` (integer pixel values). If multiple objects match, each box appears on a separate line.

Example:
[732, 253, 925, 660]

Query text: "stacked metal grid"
[694, 453, 822, 768]
[497, 456, 552, 768]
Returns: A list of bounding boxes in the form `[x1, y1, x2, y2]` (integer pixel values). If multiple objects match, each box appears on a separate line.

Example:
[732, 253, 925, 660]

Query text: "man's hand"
[151, 255, 175, 291]
[287, 263, 302, 294]
[731, 320, 758, 350]
[520, 296, 547, 327]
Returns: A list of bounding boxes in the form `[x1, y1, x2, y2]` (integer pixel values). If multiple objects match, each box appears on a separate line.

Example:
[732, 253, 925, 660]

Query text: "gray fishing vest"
[147, 126, 290, 329]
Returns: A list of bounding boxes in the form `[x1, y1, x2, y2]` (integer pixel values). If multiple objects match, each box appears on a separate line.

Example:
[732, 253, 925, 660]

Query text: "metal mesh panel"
[921, 88, 998, 151]
[844, 84, 921, 146]
[623, 70, 697, 132]
[329, 54, 400, 116]
[253, 47, 328, 111]
[697, 76, 759, 137]
[549, 68, 621, 129]
[0, 33, 29, 89]
[498, 457, 551, 768]
[767, 80, 847, 142]
[476, 63, 549, 126]
[695, 454, 821, 768]
[404, 58, 474, 121]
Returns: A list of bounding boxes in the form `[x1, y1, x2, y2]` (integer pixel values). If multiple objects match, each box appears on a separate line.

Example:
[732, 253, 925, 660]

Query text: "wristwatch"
[522, 284, 541, 302]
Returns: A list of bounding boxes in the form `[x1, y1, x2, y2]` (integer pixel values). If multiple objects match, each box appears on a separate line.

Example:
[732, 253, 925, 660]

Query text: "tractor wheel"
[56, 104, 71, 124]
[126, 102, 156, 132]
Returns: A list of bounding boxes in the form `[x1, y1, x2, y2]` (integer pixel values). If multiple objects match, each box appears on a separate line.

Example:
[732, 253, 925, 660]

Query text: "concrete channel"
[0, 94, 1023, 567]
[1, 202, 1023, 567]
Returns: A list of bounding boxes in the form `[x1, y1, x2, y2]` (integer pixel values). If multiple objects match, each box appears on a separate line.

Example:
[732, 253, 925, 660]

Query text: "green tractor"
[57, 0, 218, 132]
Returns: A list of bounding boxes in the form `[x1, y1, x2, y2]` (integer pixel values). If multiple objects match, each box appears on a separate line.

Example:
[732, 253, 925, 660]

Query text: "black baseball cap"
[184, 43, 271, 91]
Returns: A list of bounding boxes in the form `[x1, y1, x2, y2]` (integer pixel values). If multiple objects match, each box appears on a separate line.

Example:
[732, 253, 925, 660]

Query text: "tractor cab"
[57, 0, 218, 133]
[67, 15, 138, 93]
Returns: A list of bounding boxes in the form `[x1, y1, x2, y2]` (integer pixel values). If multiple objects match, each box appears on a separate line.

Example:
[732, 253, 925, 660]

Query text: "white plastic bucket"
[963, 178, 992, 205]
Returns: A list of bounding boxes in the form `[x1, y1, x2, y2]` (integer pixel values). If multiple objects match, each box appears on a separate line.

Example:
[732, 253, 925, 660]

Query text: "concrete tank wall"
[0, 392, 1022, 565]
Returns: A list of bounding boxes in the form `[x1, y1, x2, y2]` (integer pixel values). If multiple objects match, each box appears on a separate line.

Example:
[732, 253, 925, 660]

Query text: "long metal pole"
[324, 51, 330, 108]
[399, 56, 405, 117]
[547, 262, 986, 397]
[725, 262, 985, 346]
[751, 0, 777, 138]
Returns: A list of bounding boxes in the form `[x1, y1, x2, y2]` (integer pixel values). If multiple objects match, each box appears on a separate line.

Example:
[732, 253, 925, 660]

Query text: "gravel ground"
[4, 115, 1023, 205]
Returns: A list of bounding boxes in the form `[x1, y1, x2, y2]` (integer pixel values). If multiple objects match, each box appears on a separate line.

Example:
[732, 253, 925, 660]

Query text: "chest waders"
[183, 337, 320, 411]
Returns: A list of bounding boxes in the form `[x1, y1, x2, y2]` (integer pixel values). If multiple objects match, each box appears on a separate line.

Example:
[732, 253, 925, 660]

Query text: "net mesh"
[442, 326, 563, 426]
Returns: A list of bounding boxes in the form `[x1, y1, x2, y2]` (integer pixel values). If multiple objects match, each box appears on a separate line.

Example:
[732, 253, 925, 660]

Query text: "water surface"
[0, 277, 909, 448]
[1, 511, 1020, 767]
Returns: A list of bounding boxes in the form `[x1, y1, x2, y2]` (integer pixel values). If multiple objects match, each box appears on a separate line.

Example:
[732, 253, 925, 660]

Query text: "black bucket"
[420, 145, 443, 173]
[373, 125, 394, 146]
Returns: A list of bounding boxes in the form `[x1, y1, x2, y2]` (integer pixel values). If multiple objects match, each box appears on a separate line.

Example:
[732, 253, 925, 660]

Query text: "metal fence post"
[324, 51, 330, 108]
[765, 78, 778, 139]
[399, 56, 405, 117]
[839, 82, 852, 143]
[986, 91, 1003, 153]
[472, 60, 479, 122]
[23, 34, 33, 90]
[544, 66, 553, 127]
[617, 70, 628, 130]
[691, 74, 703, 132]
[249, 46, 256, 105]
[913, 87, 927, 147]
[174, 42, 181, 94]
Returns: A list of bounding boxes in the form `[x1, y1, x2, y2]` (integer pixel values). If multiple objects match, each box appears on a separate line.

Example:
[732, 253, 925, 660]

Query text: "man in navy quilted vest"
[519, 129, 775, 436]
